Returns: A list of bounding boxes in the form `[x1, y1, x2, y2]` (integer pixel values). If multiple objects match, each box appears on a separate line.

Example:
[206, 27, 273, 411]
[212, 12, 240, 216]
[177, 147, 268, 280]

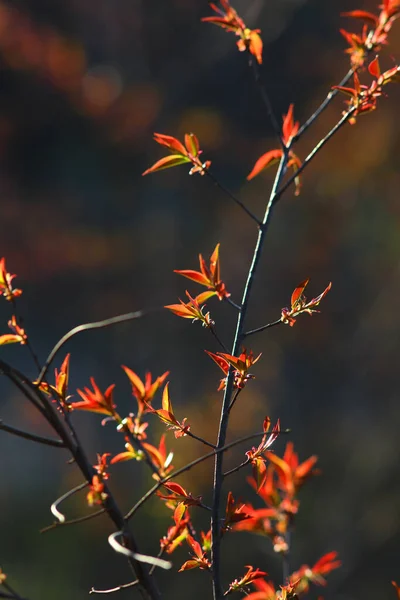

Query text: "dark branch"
[0, 420, 65, 448]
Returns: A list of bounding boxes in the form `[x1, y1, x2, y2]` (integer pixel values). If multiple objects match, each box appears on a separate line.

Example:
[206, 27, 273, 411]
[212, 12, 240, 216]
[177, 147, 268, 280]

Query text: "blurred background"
[0, 0, 399, 598]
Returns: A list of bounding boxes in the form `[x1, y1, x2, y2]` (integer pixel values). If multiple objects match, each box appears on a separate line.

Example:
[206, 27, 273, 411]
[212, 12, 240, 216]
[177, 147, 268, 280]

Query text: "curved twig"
[50, 481, 88, 524]
[37, 308, 160, 385]
[108, 532, 172, 570]
[40, 509, 106, 534]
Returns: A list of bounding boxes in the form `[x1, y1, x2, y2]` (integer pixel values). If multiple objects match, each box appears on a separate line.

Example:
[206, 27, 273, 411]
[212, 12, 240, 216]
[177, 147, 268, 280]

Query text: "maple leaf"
[223, 491, 252, 531]
[206, 348, 261, 391]
[142, 133, 211, 176]
[0, 315, 27, 346]
[246, 418, 281, 490]
[157, 482, 202, 509]
[160, 504, 190, 554]
[70, 378, 117, 417]
[289, 552, 341, 594]
[225, 566, 268, 595]
[247, 105, 302, 195]
[0, 258, 22, 301]
[174, 243, 230, 301]
[122, 365, 169, 417]
[202, 1, 263, 64]
[265, 441, 319, 498]
[281, 279, 332, 326]
[178, 534, 211, 571]
[146, 383, 190, 438]
[165, 291, 215, 327]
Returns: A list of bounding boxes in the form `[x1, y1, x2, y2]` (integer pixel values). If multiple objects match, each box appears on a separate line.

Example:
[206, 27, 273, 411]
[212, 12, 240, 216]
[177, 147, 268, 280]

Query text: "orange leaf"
[142, 155, 190, 176]
[247, 149, 283, 180]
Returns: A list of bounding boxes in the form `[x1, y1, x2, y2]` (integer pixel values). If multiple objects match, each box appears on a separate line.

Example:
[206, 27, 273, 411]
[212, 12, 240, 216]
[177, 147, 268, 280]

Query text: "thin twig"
[224, 297, 242, 311]
[37, 308, 160, 385]
[293, 67, 356, 141]
[108, 532, 172, 570]
[50, 481, 88, 524]
[223, 457, 250, 478]
[210, 325, 229, 353]
[244, 319, 282, 337]
[228, 388, 241, 412]
[206, 170, 261, 225]
[248, 56, 285, 152]
[0, 420, 65, 448]
[186, 430, 216, 449]
[40, 509, 106, 533]
[90, 580, 139, 595]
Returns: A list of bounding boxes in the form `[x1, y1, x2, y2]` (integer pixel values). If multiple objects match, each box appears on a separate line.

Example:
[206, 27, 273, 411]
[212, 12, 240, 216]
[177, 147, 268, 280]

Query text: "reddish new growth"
[0, 315, 27, 346]
[289, 552, 342, 595]
[112, 433, 174, 480]
[165, 291, 215, 328]
[247, 105, 302, 195]
[142, 133, 211, 177]
[71, 377, 117, 417]
[281, 279, 332, 327]
[202, 0, 263, 64]
[335, 56, 400, 124]
[341, 0, 400, 66]
[36, 355, 71, 408]
[0, 257, 22, 302]
[234, 442, 319, 554]
[160, 504, 190, 554]
[178, 534, 211, 572]
[246, 418, 281, 490]
[146, 383, 190, 438]
[122, 365, 169, 417]
[206, 348, 261, 391]
[87, 453, 110, 507]
[174, 243, 231, 301]
[225, 565, 268, 595]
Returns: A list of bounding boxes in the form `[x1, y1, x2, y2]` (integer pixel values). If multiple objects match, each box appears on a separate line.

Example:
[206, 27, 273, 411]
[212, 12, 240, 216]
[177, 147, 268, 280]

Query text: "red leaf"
[247, 149, 283, 180]
[341, 10, 379, 25]
[291, 279, 309, 306]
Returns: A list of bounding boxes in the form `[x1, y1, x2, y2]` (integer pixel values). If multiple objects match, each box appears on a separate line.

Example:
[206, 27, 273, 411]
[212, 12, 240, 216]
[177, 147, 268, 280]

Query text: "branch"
[0, 420, 65, 448]
[244, 318, 282, 337]
[37, 308, 160, 386]
[108, 532, 172, 571]
[293, 67, 356, 141]
[211, 150, 289, 600]
[50, 481, 88, 524]
[206, 170, 261, 225]
[248, 56, 286, 152]
[90, 580, 138, 595]
[40, 509, 106, 533]
[1, 361, 161, 600]
[223, 457, 250, 478]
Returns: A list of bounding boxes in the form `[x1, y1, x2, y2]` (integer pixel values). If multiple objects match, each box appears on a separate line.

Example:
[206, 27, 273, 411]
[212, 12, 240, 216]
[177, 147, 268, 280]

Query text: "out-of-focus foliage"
[0, 1, 399, 599]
